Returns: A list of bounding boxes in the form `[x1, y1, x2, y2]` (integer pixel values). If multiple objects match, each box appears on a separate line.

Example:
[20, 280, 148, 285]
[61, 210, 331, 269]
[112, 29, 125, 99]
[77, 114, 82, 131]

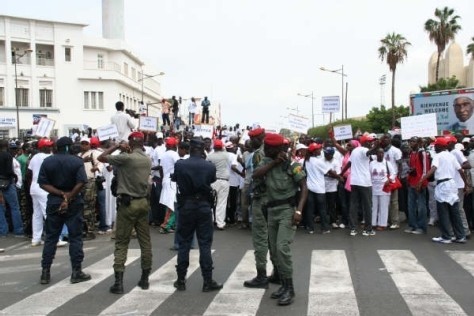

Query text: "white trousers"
[212, 179, 229, 228]
[31, 193, 47, 243]
[372, 194, 390, 227]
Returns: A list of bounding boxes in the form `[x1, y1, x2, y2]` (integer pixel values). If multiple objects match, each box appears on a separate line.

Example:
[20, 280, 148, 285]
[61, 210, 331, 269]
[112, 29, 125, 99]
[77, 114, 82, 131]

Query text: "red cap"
[165, 137, 178, 146]
[446, 135, 457, 144]
[128, 131, 145, 140]
[308, 143, 322, 152]
[37, 138, 53, 149]
[264, 133, 285, 146]
[360, 135, 374, 144]
[248, 128, 265, 137]
[90, 137, 100, 147]
[434, 137, 449, 147]
[213, 139, 224, 149]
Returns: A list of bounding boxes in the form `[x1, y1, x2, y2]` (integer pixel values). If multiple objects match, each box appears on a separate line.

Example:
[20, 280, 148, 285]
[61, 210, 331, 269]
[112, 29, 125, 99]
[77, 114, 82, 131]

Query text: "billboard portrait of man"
[448, 96, 474, 133]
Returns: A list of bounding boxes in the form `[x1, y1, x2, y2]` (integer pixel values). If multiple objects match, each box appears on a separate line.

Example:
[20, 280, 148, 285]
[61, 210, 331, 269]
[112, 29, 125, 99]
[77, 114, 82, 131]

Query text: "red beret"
[37, 138, 53, 149]
[264, 133, 285, 146]
[128, 131, 144, 140]
[248, 128, 265, 137]
[308, 143, 322, 152]
[90, 137, 100, 146]
[213, 139, 224, 149]
[360, 135, 374, 144]
[434, 137, 449, 147]
[165, 137, 178, 146]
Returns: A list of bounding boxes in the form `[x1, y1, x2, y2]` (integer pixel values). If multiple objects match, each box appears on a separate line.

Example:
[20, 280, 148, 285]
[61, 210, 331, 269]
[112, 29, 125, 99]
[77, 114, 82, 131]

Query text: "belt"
[217, 178, 229, 181]
[266, 197, 296, 208]
[120, 194, 147, 200]
[436, 178, 451, 185]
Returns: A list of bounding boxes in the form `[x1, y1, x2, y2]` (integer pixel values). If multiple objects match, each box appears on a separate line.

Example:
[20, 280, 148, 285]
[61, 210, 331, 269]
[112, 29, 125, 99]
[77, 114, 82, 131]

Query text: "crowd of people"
[2, 101, 474, 305]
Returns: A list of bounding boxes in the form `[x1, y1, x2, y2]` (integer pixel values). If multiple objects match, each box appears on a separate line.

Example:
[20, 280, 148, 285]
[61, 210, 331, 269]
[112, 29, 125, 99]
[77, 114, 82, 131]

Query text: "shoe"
[267, 268, 281, 285]
[98, 229, 112, 235]
[83, 232, 96, 240]
[216, 226, 225, 231]
[376, 226, 386, 231]
[404, 228, 414, 233]
[31, 241, 44, 247]
[40, 268, 50, 285]
[71, 269, 91, 283]
[57, 240, 68, 247]
[362, 230, 376, 236]
[453, 237, 467, 244]
[167, 228, 175, 233]
[331, 223, 338, 229]
[243, 269, 269, 289]
[137, 269, 150, 290]
[159, 228, 168, 234]
[350, 230, 358, 236]
[202, 279, 223, 292]
[339, 223, 346, 229]
[110, 271, 124, 294]
[428, 219, 436, 226]
[322, 230, 331, 234]
[432, 236, 452, 244]
[174, 279, 186, 291]
[277, 278, 295, 306]
[389, 224, 400, 230]
[307, 230, 314, 234]
[411, 229, 425, 235]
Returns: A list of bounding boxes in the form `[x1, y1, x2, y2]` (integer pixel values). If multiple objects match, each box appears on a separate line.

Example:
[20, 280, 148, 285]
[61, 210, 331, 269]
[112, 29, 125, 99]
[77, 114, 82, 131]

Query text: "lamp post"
[320, 65, 347, 121]
[139, 71, 165, 111]
[13, 49, 33, 138]
[297, 91, 314, 127]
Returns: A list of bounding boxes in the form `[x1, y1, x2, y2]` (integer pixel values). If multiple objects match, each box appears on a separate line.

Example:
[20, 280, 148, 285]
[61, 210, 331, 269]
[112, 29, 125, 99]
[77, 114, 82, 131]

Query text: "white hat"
[295, 143, 308, 151]
[462, 137, 470, 143]
[80, 136, 90, 143]
[156, 132, 164, 139]
[225, 141, 234, 149]
[455, 143, 465, 151]
[369, 133, 377, 139]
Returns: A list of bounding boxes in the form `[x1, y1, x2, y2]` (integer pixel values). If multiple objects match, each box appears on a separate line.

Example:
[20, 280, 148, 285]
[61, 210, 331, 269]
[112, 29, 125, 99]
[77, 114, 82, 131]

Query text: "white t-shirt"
[110, 111, 135, 141]
[349, 146, 372, 187]
[450, 148, 467, 189]
[306, 156, 330, 193]
[384, 145, 402, 175]
[28, 152, 52, 195]
[370, 159, 394, 196]
[228, 152, 241, 187]
[323, 158, 340, 193]
[188, 101, 197, 114]
[160, 150, 180, 179]
[432, 150, 461, 180]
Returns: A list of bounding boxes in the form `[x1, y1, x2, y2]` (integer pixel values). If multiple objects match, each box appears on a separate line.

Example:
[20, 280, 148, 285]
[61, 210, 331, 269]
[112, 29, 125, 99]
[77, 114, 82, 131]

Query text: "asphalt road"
[1, 223, 474, 316]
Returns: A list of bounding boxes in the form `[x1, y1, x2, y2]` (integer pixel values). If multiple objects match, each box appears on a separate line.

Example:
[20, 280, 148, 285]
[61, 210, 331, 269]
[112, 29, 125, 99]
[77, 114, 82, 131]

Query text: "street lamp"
[287, 105, 300, 115]
[297, 91, 314, 128]
[13, 48, 33, 138]
[320, 65, 347, 122]
[139, 71, 165, 106]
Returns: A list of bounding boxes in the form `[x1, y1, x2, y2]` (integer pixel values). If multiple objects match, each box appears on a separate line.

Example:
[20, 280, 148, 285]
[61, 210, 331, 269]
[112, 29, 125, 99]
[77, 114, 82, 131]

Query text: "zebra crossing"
[1, 248, 474, 315]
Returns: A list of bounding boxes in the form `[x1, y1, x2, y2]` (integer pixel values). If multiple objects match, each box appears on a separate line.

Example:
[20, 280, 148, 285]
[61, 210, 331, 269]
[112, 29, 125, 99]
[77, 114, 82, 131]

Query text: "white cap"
[295, 143, 308, 151]
[80, 136, 90, 143]
[455, 143, 465, 151]
[462, 137, 470, 143]
[369, 133, 377, 139]
[225, 141, 234, 149]
[156, 132, 164, 139]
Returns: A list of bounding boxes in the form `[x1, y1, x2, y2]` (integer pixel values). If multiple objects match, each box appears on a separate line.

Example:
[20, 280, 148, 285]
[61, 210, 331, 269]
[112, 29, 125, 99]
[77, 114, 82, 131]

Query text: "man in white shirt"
[159, 137, 180, 233]
[110, 101, 136, 142]
[226, 142, 244, 226]
[187, 97, 197, 126]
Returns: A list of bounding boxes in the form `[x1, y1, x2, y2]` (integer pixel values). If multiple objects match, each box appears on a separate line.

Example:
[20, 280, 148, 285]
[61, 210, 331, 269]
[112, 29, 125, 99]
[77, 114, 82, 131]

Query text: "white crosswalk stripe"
[1, 249, 474, 315]
[378, 250, 467, 316]
[0, 249, 141, 316]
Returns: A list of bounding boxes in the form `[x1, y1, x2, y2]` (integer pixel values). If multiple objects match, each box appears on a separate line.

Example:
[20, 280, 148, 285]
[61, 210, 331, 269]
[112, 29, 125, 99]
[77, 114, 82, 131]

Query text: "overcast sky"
[3, 0, 474, 129]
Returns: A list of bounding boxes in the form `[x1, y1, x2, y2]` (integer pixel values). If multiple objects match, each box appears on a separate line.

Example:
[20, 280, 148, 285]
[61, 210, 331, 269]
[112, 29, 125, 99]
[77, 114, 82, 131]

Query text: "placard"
[322, 96, 340, 113]
[193, 124, 213, 139]
[35, 117, 55, 137]
[97, 124, 119, 141]
[333, 124, 353, 140]
[400, 113, 437, 140]
[139, 116, 158, 132]
[287, 114, 310, 134]
[0, 117, 16, 128]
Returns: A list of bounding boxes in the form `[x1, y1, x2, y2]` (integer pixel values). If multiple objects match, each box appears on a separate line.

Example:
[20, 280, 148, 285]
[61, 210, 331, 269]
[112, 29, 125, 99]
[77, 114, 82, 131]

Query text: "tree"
[424, 7, 462, 82]
[366, 105, 410, 133]
[378, 33, 411, 128]
[467, 36, 474, 59]
[419, 75, 460, 92]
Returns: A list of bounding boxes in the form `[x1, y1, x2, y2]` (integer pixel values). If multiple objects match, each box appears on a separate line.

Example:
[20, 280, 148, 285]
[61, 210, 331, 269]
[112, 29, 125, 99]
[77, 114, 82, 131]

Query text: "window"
[84, 91, 104, 110]
[0, 87, 4, 106]
[39, 89, 52, 107]
[65, 47, 71, 62]
[98, 54, 104, 69]
[131, 67, 136, 81]
[124, 62, 128, 76]
[15, 88, 29, 107]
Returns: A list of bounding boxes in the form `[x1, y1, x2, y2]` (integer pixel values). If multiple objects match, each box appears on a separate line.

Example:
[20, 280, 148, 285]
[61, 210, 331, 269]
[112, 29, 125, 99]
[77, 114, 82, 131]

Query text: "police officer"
[253, 133, 307, 306]
[98, 131, 153, 294]
[172, 138, 223, 292]
[37, 136, 90, 284]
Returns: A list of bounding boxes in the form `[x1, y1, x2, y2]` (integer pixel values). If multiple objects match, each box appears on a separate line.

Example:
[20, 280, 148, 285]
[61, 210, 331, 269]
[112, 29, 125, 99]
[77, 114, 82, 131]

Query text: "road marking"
[447, 251, 474, 277]
[0, 249, 141, 316]
[99, 250, 207, 316]
[308, 250, 359, 316]
[0, 247, 98, 262]
[204, 250, 269, 316]
[378, 250, 467, 316]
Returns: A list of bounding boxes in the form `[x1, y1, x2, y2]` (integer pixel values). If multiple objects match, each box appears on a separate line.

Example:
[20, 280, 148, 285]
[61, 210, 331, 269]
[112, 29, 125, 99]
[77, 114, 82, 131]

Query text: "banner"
[322, 96, 340, 113]
[333, 124, 353, 140]
[287, 114, 310, 134]
[139, 116, 158, 132]
[400, 113, 437, 140]
[0, 117, 16, 128]
[97, 124, 119, 141]
[35, 117, 55, 137]
[193, 124, 214, 139]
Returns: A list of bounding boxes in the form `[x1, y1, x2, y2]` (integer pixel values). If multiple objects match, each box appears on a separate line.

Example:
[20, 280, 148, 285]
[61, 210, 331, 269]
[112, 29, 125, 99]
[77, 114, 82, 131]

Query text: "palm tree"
[467, 36, 474, 59]
[424, 7, 462, 81]
[378, 33, 411, 128]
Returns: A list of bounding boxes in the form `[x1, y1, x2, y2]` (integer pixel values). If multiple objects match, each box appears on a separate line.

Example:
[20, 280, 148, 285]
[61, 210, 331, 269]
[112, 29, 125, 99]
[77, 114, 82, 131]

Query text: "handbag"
[383, 162, 402, 193]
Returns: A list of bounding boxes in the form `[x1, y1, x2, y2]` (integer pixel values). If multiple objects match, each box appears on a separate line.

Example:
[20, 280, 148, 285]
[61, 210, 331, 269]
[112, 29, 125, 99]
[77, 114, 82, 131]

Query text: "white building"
[0, 0, 163, 139]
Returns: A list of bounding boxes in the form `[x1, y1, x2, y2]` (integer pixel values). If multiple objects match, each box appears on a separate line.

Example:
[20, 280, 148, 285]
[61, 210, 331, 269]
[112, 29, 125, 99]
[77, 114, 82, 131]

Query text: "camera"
[125, 109, 140, 119]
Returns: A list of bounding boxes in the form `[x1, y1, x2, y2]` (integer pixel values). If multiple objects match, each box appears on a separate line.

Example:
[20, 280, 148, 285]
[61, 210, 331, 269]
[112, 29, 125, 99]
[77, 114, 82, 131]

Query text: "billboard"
[322, 96, 340, 113]
[410, 88, 474, 134]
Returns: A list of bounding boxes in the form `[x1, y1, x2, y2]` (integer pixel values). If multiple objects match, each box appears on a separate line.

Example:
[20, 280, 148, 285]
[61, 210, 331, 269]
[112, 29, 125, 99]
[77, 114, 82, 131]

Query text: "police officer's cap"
[190, 138, 204, 149]
[56, 136, 73, 147]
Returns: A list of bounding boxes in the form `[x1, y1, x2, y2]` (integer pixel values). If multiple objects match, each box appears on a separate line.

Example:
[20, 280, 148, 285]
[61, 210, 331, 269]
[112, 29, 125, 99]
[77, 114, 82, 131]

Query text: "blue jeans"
[0, 183, 24, 236]
[407, 187, 427, 231]
[437, 201, 465, 240]
[188, 113, 195, 125]
[176, 200, 213, 281]
[305, 191, 329, 231]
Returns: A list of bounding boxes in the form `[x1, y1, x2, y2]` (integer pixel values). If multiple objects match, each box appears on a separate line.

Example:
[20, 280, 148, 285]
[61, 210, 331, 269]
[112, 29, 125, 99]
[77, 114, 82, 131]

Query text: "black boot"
[202, 279, 223, 292]
[110, 271, 124, 294]
[71, 268, 91, 284]
[278, 278, 295, 306]
[268, 267, 281, 285]
[138, 269, 150, 290]
[270, 278, 286, 299]
[243, 268, 269, 289]
[173, 279, 186, 291]
[40, 268, 50, 285]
